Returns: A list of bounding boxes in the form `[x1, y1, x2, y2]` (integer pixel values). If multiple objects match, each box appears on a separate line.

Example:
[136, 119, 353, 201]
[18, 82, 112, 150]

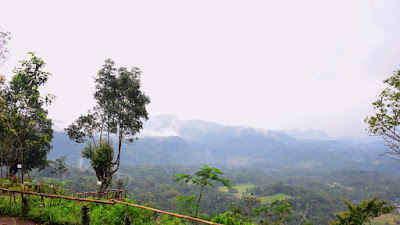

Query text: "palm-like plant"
[175, 165, 232, 217]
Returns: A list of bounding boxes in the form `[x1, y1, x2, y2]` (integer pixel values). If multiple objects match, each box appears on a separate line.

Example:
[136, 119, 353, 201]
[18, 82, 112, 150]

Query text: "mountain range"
[49, 115, 400, 174]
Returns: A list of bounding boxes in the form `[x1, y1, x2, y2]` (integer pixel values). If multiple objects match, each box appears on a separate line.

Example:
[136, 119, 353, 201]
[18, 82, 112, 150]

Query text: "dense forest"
[26, 164, 400, 224]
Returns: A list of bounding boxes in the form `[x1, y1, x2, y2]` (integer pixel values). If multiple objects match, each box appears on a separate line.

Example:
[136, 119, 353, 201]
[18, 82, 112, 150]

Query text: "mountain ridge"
[49, 115, 400, 174]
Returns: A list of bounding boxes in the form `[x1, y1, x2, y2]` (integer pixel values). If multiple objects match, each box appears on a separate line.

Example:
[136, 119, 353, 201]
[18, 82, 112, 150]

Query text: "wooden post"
[40, 195, 44, 216]
[157, 212, 162, 225]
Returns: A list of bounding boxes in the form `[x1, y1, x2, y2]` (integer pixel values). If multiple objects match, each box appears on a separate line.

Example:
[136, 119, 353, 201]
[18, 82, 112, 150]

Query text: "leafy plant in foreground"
[175, 165, 232, 217]
[329, 196, 395, 225]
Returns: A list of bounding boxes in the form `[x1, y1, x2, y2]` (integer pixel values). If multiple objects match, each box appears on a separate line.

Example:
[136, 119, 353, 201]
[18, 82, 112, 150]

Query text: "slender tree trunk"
[112, 132, 122, 173]
[6, 165, 9, 178]
[195, 185, 205, 217]
[19, 144, 24, 183]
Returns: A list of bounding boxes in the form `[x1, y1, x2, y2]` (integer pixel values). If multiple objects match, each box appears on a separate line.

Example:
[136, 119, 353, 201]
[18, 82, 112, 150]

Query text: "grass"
[0, 194, 191, 225]
[0, 178, 191, 225]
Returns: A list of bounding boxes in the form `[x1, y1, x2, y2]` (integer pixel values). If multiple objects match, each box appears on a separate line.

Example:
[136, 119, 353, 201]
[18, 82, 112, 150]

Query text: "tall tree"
[0, 52, 54, 179]
[49, 156, 68, 180]
[65, 59, 150, 193]
[365, 70, 400, 158]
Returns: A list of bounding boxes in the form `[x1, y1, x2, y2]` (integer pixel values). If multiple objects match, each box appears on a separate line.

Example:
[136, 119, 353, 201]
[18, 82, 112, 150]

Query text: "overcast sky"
[1, 0, 400, 137]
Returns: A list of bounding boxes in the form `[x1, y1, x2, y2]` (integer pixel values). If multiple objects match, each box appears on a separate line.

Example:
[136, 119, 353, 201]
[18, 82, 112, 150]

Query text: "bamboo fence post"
[157, 212, 162, 225]
[40, 195, 44, 216]
[74, 201, 77, 225]
[13, 191, 16, 206]
[8, 190, 11, 208]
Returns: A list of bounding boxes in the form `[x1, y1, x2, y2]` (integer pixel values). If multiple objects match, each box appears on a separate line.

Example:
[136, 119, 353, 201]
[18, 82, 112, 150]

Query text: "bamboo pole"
[0, 188, 114, 205]
[0, 187, 221, 224]
[111, 199, 221, 225]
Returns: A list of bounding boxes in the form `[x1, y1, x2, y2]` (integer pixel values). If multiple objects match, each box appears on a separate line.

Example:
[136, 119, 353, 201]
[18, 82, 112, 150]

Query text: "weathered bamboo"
[0, 187, 221, 224]
[111, 199, 221, 225]
[0, 188, 114, 205]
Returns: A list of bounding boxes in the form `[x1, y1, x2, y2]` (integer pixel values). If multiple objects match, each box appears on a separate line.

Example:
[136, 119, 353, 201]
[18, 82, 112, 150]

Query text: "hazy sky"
[1, 0, 400, 137]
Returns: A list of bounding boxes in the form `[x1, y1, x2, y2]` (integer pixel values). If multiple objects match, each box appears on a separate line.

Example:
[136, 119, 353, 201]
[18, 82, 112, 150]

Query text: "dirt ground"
[0, 216, 40, 225]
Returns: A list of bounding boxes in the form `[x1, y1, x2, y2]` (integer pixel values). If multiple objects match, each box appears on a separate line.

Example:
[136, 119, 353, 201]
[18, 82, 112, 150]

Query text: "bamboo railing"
[76, 189, 124, 200]
[0, 187, 222, 225]
[111, 199, 221, 225]
[0, 187, 114, 204]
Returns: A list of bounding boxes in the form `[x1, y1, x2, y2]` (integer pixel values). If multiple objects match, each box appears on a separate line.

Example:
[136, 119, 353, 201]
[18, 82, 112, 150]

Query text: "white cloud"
[1, 0, 399, 137]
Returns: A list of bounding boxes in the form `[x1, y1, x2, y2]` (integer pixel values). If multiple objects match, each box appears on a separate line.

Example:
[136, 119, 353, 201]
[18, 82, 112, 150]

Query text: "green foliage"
[253, 200, 294, 225]
[365, 69, 400, 158]
[243, 193, 261, 223]
[65, 59, 150, 192]
[175, 165, 232, 189]
[48, 156, 68, 180]
[82, 140, 114, 192]
[175, 165, 232, 217]
[0, 179, 12, 188]
[0, 194, 191, 225]
[0, 52, 54, 176]
[260, 193, 292, 203]
[176, 194, 197, 215]
[212, 211, 246, 225]
[26, 165, 400, 224]
[330, 196, 395, 225]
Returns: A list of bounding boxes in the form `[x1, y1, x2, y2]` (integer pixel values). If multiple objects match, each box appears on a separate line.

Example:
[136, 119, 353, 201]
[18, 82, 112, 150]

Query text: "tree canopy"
[65, 59, 150, 192]
[365, 70, 400, 158]
[329, 196, 394, 225]
[0, 52, 54, 176]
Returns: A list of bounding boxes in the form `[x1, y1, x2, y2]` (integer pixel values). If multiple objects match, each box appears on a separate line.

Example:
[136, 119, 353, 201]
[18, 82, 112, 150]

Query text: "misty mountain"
[49, 115, 400, 174]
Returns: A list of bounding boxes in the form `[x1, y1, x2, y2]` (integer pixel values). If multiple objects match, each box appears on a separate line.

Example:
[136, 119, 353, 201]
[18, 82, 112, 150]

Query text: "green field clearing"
[372, 213, 400, 225]
[259, 193, 293, 203]
[219, 183, 255, 196]
[296, 160, 322, 168]
[219, 184, 292, 204]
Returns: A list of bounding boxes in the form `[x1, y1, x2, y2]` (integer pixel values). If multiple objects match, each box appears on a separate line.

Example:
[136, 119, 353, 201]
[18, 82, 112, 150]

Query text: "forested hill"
[50, 115, 400, 174]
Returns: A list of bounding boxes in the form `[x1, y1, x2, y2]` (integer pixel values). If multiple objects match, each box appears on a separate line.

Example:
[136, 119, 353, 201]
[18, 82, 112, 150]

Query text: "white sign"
[17, 164, 22, 169]
[97, 181, 102, 185]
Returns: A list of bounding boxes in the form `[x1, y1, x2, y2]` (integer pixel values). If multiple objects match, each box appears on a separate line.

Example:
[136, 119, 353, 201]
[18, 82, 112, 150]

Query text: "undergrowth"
[0, 194, 189, 225]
